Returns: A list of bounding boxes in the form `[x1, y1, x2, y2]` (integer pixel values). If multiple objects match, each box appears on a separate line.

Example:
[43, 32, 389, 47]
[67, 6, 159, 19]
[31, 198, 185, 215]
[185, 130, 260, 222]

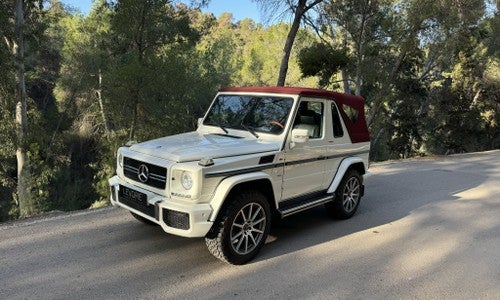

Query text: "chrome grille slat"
[149, 174, 166, 180]
[124, 166, 139, 172]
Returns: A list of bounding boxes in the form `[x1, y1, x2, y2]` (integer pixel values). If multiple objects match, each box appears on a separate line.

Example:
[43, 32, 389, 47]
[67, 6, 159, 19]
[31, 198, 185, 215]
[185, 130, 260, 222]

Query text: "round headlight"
[118, 153, 123, 167]
[181, 171, 193, 190]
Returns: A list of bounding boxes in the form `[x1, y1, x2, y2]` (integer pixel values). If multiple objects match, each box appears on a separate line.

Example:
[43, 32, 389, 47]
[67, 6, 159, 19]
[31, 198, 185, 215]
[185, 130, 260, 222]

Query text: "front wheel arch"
[208, 173, 276, 222]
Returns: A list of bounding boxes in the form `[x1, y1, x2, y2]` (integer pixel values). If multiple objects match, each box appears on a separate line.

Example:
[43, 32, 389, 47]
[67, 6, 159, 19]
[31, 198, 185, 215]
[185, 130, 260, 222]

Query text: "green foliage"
[298, 42, 349, 87]
[0, 0, 498, 221]
[300, 0, 499, 160]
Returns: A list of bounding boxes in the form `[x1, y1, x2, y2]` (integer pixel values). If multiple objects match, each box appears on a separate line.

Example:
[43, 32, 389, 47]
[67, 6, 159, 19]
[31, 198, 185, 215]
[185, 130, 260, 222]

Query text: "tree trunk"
[128, 3, 147, 141]
[14, 0, 34, 217]
[129, 92, 139, 141]
[276, 0, 324, 86]
[341, 69, 350, 93]
[96, 69, 112, 139]
[354, 3, 367, 96]
[276, 0, 306, 86]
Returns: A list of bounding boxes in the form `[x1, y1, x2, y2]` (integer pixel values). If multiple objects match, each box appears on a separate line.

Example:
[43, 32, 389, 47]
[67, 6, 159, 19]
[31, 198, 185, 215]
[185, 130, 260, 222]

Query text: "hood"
[129, 132, 281, 162]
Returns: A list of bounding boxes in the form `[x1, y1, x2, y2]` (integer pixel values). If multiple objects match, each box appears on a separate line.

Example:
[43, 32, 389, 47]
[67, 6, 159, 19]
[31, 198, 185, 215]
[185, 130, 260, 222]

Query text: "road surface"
[1, 150, 499, 299]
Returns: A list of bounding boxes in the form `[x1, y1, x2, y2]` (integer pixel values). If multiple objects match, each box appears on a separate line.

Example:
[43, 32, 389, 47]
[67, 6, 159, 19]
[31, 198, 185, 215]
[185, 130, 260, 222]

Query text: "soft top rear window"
[342, 104, 359, 123]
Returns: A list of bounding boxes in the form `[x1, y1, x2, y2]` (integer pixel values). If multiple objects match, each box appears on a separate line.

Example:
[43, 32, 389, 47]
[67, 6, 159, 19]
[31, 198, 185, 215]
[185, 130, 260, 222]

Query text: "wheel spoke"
[253, 217, 266, 226]
[235, 234, 245, 251]
[231, 230, 243, 242]
[247, 204, 253, 222]
[239, 210, 247, 223]
[248, 232, 257, 246]
[251, 206, 262, 222]
[343, 194, 349, 205]
[232, 222, 244, 229]
[253, 228, 264, 234]
[351, 180, 357, 190]
[244, 235, 249, 253]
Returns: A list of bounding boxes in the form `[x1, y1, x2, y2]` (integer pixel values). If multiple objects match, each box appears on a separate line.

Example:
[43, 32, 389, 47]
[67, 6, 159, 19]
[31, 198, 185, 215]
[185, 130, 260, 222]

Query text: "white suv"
[109, 86, 371, 264]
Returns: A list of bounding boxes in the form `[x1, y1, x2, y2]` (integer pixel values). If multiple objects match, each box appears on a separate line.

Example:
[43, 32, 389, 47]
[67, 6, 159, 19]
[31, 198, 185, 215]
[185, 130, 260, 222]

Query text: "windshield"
[203, 95, 294, 135]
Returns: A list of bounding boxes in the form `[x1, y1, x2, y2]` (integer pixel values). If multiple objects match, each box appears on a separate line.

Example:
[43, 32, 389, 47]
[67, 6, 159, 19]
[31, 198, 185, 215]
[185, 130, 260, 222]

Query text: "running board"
[278, 194, 334, 218]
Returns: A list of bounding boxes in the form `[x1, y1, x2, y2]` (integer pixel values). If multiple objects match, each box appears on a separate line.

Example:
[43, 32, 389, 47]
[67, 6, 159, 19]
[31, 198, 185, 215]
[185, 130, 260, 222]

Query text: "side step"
[278, 192, 334, 218]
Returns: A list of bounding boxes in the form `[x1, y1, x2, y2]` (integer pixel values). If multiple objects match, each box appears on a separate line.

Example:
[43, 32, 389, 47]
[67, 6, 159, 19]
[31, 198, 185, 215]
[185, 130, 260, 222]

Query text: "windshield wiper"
[241, 123, 259, 138]
[218, 124, 228, 134]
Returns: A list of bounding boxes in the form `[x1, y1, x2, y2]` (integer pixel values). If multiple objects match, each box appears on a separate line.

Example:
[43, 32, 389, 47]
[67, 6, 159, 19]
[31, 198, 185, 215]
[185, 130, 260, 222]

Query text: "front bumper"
[108, 176, 213, 238]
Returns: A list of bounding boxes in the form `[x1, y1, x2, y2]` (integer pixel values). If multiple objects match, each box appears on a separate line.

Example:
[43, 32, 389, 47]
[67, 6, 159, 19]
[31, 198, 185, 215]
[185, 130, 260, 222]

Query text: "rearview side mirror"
[291, 128, 309, 143]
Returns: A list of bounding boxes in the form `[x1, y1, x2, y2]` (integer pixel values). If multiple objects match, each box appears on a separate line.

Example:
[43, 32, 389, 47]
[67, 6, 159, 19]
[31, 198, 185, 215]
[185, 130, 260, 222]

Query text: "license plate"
[119, 185, 147, 204]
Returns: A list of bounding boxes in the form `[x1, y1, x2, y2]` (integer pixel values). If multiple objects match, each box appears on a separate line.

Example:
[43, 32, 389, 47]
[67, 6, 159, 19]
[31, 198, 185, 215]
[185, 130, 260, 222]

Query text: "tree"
[254, 0, 324, 86]
[297, 0, 496, 160]
[297, 41, 349, 88]
[108, 0, 199, 140]
[12, 0, 33, 217]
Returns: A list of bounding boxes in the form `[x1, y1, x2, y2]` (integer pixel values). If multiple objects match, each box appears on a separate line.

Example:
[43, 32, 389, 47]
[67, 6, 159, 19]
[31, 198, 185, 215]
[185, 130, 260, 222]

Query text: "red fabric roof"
[219, 86, 370, 143]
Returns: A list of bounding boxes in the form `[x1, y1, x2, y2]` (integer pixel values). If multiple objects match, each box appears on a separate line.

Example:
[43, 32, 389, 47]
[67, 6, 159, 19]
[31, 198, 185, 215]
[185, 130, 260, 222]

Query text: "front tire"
[205, 190, 271, 265]
[326, 169, 363, 219]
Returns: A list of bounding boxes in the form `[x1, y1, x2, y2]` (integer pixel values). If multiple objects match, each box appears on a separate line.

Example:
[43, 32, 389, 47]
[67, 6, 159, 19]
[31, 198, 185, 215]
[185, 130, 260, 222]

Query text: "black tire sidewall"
[337, 170, 362, 215]
[328, 169, 362, 219]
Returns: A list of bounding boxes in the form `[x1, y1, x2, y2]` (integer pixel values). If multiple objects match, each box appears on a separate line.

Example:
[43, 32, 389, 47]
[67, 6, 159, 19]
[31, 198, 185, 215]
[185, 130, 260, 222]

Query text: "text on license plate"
[119, 185, 147, 204]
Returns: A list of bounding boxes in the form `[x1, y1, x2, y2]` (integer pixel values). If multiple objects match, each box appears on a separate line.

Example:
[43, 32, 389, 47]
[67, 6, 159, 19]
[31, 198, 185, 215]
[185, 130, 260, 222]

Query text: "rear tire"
[326, 169, 362, 219]
[205, 190, 271, 265]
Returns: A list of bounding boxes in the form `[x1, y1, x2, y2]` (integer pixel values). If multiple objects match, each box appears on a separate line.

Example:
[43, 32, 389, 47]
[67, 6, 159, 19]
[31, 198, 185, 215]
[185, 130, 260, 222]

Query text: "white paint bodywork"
[108, 91, 370, 238]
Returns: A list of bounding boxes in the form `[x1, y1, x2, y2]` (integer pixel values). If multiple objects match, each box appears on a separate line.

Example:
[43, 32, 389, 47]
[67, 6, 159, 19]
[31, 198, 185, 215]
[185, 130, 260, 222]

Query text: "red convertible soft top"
[219, 86, 370, 143]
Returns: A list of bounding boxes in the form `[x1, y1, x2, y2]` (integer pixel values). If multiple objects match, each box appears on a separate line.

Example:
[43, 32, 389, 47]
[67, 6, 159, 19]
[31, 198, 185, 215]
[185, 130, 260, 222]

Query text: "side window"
[332, 103, 344, 138]
[342, 104, 359, 123]
[293, 100, 324, 139]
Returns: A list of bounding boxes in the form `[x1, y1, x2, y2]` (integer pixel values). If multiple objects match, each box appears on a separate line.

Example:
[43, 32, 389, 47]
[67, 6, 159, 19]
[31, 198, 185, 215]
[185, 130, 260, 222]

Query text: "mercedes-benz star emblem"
[137, 164, 149, 183]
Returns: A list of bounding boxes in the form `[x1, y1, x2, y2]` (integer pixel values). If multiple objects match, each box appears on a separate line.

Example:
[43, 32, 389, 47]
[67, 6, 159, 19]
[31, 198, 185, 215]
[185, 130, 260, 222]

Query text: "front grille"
[163, 208, 190, 230]
[123, 157, 167, 189]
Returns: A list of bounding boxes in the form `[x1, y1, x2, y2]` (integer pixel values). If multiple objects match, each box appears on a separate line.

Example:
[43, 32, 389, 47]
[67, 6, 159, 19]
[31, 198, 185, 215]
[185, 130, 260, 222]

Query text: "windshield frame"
[202, 93, 297, 137]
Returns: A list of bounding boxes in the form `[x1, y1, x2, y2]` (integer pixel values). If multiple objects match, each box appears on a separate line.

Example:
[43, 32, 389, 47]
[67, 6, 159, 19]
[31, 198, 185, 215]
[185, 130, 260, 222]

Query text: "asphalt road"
[1, 150, 499, 299]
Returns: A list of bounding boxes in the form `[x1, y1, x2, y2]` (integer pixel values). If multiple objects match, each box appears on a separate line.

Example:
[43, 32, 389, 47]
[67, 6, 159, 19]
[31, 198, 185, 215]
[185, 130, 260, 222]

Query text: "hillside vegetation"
[0, 0, 498, 221]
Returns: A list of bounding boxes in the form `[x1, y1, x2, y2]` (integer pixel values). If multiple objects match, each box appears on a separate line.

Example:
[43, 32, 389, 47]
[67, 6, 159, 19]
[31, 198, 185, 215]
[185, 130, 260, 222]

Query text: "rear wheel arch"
[349, 161, 366, 175]
[327, 157, 365, 193]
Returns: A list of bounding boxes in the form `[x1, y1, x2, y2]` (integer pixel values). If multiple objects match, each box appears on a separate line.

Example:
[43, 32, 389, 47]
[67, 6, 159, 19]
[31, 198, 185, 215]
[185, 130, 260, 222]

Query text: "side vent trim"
[259, 155, 275, 164]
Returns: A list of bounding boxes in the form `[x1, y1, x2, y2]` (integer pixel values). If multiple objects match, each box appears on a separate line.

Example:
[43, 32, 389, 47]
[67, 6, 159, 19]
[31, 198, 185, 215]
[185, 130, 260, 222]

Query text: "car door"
[281, 98, 328, 200]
